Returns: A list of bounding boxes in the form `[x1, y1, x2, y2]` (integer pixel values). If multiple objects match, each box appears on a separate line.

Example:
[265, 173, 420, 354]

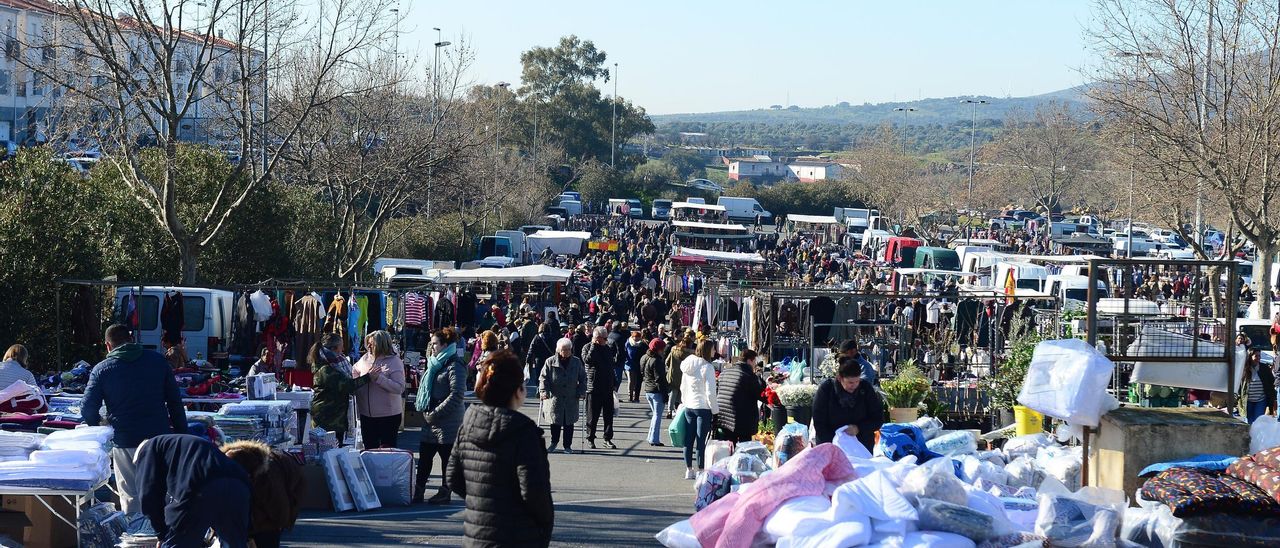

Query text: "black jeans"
[585, 394, 615, 442]
[549, 424, 575, 449]
[416, 442, 453, 492]
[628, 370, 643, 401]
[360, 414, 401, 449]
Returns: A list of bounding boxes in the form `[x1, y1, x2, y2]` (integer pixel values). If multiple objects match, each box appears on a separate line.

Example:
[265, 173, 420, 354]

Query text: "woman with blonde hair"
[679, 338, 719, 479]
[352, 330, 406, 449]
[0, 345, 37, 391]
[468, 330, 500, 389]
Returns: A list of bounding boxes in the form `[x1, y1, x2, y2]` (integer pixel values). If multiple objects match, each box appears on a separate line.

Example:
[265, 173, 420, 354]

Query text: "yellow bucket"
[1013, 405, 1044, 436]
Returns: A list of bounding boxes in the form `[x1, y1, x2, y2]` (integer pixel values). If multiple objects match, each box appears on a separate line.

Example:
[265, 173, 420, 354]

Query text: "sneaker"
[684, 468, 696, 480]
[588, 440, 597, 450]
[649, 442, 666, 447]
[603, 441, 618, 449]
[563, 447, 574, 454]
[547, 443, 558, 453]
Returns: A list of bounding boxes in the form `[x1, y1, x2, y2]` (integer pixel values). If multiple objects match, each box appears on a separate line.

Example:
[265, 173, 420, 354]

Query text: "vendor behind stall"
[812, 356, 883, 450]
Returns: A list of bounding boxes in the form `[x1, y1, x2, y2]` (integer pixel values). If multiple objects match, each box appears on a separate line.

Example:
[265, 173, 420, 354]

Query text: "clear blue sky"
[396, 0, 1096, 115]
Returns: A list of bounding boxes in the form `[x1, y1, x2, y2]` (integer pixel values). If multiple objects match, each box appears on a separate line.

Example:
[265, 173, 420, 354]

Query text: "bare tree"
[988, 102, 1098, 239]
[1089, 0, 1280, 314]
[275, 39, 490, 279]
[25, 0, 396, 282]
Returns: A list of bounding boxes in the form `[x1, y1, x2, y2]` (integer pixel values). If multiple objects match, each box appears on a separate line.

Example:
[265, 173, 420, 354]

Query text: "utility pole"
[1115, 50, 1161, 258]
[1195, 3, 1213, 250]
[261, 1, 268, 177]
[610, 62, 617, 169]
[962, 99, 987, 241]
[893, 107, 916, 155]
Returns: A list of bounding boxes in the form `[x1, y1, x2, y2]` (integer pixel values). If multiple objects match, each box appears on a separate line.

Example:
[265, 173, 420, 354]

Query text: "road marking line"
[295, 493, 686, 522]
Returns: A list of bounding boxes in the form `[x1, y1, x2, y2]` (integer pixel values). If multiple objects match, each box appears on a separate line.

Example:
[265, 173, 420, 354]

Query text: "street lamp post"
[962, 99, 988, 241]
[893, 107, 916, 155]
[390, 7, 400, 79]
[610, 62, 618, 169]
[1115, 50, 1160, 258]
[428, 30, 451, 219]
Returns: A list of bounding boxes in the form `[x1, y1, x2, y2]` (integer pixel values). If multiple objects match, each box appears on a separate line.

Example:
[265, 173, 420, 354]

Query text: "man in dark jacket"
[82, 324, 187, 515]
[136, 434, 252, 548]
[606, 322, 628, 391]
[812, 357, 884, 450]
[582, 326, 618, 450]
[716, 349, 765, 442]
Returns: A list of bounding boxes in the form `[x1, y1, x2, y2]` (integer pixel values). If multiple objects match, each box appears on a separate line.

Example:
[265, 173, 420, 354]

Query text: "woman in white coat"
[679, 339, 718, 480]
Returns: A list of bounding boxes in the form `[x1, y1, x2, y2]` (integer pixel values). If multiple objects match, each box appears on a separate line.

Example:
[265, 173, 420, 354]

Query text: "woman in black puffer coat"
[448, 350, 553, 547]
[714, 349, 765, 442]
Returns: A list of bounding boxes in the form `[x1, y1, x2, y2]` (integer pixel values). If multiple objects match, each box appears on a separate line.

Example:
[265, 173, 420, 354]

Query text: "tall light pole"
[389, 7, 400, 80]
[893, 107, 916, 154]
[610, 62, 617, 169]
[428, 30, 450, 219]
[1115, 50, 1160, 258]
[962, 99, 987, 240]
[261, 1, 268, 177]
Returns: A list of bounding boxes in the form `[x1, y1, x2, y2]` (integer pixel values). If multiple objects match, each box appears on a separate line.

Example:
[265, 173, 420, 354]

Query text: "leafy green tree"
[662, 148, 708, 180]
[630, 160, 679, 194]
[0, 149, 108, 370]
[513, 35, 655, 166]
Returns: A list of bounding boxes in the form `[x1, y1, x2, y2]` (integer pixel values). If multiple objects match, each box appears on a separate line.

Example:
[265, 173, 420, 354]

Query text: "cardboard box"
[300, 462, 334, 511]
[1, 494, 76, 548]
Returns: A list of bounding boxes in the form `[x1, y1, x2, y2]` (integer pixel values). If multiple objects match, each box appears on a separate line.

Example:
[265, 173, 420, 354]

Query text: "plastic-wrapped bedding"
[1140, 468, 1280, 517]
[1035, 493, 1122, 547]
[705, 440, 734, 468]
[360, 449, 414, 506]
[656, 519, 700, 548]
[735, 440, 771, 464]
[917, 497, 995, 542]
[901, 457, 968, 506]
[928, 431, 978, 457]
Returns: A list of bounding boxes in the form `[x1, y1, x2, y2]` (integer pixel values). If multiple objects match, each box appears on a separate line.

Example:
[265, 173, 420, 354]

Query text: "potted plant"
[881, 359, 931, 423]
[762, 385, 788, 434]
[775, 383, 818, 426]
[980, 326, 1042, 427]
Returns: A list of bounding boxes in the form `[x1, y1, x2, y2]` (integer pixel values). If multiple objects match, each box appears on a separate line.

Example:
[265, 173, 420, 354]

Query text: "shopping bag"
[668, 405, 688, 447]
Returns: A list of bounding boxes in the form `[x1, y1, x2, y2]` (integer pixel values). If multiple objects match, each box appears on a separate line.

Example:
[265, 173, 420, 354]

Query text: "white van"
[717, 196, 772, 224]
[112, 286, 235, 363]
[1046, 274, 1108, 310]
[861, 229, 894, 257]
[994, 262, 1049, 292]
[559, 200, 583, 217]
[495, 230, 528, 264]
[962, 251, 1010, 287]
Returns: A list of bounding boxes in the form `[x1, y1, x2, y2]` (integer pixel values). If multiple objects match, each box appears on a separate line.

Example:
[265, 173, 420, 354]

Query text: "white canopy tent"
[436, 264, 575, 283]
[673, 246, 766, 263]
[527, 231, 592, 256]
[787, 214, 840, 225]
[672, 220, 749, 231]
[672, 202, 726, 211]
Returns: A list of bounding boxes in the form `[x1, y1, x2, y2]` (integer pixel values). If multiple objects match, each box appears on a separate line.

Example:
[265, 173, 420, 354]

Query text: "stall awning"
[527, 231, 592, 256]
[671, 220, 749, 231]
[672, 202, 726, 211]
[787, 214, 839, 225]
[437, 264, 575, 283]
[673, 246, 766, 263]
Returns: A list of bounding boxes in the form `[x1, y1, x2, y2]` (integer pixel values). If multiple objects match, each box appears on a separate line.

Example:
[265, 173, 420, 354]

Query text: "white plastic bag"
[900, 457, 967, 506]
[959, 455, 1009, 486]
[1251, 414, 1280, 454]
[736, 440, 771, 464]
[917, 497, 996, 542]
[656, 519, 701, 548]
[1002, 433, 1054, 461]
[835, 428, 873, 461]
[910, 416, 945, 440]
[1034, 484, 1125, 548]
[1035, 445, 1083, 492]
[706, 440, 734, 467]
[1005, 456, 1047, 490]
[726, 453, 769, 484]
[1017, 339, 1117, 427]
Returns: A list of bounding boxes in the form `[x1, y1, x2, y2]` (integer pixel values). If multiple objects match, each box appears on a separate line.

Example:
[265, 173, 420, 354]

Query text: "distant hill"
[649, 86, 1092, 155]
[652, 86, 1091, 126]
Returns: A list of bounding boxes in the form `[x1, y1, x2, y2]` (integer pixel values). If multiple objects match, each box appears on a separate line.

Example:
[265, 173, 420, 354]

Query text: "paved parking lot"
[288, 396, 693, 547]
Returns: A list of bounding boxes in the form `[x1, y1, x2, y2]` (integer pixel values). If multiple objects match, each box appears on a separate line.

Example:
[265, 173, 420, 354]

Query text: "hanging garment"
[405, 293, 427, 327]
[228, 291, 257, 357]
[291, 295, 324, 367]
[160, 291, 185, 346]
[249, 290, 273, 322]
[323, 294, 349, 354]
[809, 296, 836, 344]
[348, 296, 364, 353]
[312, 292, 327, 320]
[260, 297, 289, 373]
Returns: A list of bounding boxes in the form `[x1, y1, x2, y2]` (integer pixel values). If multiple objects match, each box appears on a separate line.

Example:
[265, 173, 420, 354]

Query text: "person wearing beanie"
[639, 338, 669, 446]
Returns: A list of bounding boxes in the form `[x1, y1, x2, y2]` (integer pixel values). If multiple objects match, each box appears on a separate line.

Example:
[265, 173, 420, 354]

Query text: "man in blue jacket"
[81, 324, 188, 515]
[135, 434, 251, 548]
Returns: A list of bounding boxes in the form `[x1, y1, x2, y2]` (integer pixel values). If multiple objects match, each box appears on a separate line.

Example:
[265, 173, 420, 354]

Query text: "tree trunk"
[178, 240, 201, 285]
[1256, 245, 1275, 319]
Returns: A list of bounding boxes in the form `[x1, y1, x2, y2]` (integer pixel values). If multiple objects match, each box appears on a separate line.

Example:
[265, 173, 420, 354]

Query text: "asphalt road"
[286, 391, 693, 547]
